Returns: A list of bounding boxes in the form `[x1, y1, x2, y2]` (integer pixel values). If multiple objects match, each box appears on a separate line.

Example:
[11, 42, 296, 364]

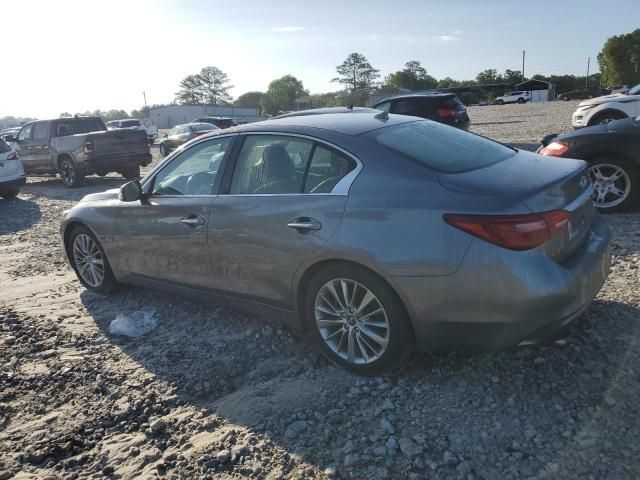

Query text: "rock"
[398, 438, 423, 458]
[381, 398, 395, 411]
[344, 453, 360, 468]
[534, 357, 545, 365]
[343, 439, 357, 454]
[150, 419, 166, 433]
[386, 436, 398, 456]
[373, 446, 387, 457]
[380, 417, 395, 434]
[4, 336, 16, 345]
[524, 426, 537, 440]
[443, 451, 459, 466]
[216, 449, 230, 463]
[285, 420, 307, 439]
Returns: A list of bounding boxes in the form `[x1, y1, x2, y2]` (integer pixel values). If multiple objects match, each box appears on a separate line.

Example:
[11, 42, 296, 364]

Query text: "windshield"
[627, 83, 640, 95]
[365, 120, 515, 173]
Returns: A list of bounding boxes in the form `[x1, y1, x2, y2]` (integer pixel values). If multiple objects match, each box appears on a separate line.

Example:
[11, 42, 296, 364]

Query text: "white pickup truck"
[106, 119, 158, 145]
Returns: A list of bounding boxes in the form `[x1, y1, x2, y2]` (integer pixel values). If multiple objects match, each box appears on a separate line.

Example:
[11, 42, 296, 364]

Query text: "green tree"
[503, 69, 523, 85]
[333, 53, 380, 91]
[198, 66, 233, 105]
[437, 77, 461, 88]
[261, 75, 308, 115]
[475, 69, 503, 85]
[598, 29, 640, 86]
[175, 74, 205, 105]
[385, 60, 438, 90]
[234, 91, 264, 109]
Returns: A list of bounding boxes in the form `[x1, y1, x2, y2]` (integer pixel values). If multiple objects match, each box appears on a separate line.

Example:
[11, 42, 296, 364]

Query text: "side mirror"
[4, 135, 16, 142]
[119, 180, 143, 202]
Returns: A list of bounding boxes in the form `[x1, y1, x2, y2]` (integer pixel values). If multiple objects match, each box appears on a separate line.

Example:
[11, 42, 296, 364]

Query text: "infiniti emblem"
[579, 176, 589, 188]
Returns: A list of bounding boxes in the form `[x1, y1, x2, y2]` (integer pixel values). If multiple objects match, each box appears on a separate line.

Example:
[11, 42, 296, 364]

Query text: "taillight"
[437, 108, 456, 117]
[539, 141, 569, 157]
[83, 141, 94, 155]
[7, 152, 18, 160]
[443, 210, 570, 251]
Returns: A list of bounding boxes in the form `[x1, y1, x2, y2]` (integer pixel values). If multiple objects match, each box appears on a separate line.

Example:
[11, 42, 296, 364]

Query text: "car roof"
[374, 92, 455, 105]
[202, 111, 418, 137]
[182, 122, 218, 128]
[196, 116, 233, 121]
[274, 107, 380, 119]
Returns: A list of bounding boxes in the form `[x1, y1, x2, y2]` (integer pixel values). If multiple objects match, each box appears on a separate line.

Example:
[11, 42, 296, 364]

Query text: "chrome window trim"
[226, 131, 363, 196]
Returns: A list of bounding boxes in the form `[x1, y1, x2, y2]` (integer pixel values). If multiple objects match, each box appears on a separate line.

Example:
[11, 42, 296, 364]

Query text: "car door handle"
[180, 215, 205, 227]
[287, 218, 322, 232]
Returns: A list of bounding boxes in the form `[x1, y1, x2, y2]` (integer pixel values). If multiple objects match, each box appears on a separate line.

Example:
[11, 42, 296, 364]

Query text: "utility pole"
[522, 50, 525, 83]
[142, 91, 147, 107]
[586, 57, 590, 87]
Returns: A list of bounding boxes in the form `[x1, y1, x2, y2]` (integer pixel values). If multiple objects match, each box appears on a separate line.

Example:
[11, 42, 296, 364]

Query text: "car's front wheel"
[305, 264, 413, 375]
[589, 155, 638, 213]
[517, 97, 526, 104]
[495, 99, 504, 105]
[68, 225, 117, 294]
[589, 111, 626, 126]
[159, 143, 169, 157]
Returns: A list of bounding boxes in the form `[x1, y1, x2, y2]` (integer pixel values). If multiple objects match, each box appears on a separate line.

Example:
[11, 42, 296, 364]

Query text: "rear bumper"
[391, 213, 611, 351]
[0, 174, 26, 189]
[82, 153, 152, 174]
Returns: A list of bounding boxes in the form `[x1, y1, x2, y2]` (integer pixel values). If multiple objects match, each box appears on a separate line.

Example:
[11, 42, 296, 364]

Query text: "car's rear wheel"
[589, 111, 626, 126]
[0, 186, 19, 199]
[588, 155, 638, 213]
[59, 157, 84, 187]
[68, 225, 117, 294]
[305, 264, 413, 375]
[121, 165, 140, 179]
[159, 143, 169, 157]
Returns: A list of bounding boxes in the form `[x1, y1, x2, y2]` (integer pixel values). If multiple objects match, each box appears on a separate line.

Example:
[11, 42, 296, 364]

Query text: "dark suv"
[192, 117, 236, 129]
[373, 93, 470, 129]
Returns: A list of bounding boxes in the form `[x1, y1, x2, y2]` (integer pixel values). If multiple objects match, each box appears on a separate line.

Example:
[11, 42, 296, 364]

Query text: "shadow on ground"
[0, 197, 42, 235]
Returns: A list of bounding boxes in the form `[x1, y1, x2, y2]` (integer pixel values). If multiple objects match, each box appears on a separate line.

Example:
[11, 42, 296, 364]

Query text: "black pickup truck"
[6, 116, 152, 187]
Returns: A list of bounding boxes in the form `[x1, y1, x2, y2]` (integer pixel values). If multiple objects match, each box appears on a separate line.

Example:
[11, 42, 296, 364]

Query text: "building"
[149, 105, 264, 128]
[516, 79, 556, 102]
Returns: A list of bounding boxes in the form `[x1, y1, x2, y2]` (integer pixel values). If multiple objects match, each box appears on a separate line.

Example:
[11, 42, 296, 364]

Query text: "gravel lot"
[1, 101, 639, 480]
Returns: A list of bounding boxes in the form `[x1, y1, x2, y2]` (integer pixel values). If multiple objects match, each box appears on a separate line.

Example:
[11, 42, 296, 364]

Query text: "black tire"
[588, 155, 638, 213]
[59, 157, 84, 187]
[589, 111, 626, 126]
[304, 264, 413, 375]
[159, 143, 169, 157]
[495, 99, 504, 105]
[517, 97, 526, 104]
[562, 96, 570, 101]
[0, 186, 19, 199]
[67, 225, 117, 294]
[121, 165, 141, 179]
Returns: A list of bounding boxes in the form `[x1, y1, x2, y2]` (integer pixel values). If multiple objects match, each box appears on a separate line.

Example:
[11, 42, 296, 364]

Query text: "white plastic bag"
[109, 309, 158, 337]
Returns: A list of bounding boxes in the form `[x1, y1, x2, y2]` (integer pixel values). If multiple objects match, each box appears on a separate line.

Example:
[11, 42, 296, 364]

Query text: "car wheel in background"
[0, 186, 19, 199]
[517, 97, 526, 104]
[495, 99, 504, 105]
[561, 96, 570, 101]
[67, 225, 117, 294]
[59, 157, 84, 187]
[589, 111, 626, 126]
[159, 143, 169, 156]
[588, 155, 638, 213]
[121, 165, 140, 179]
[304, 264, 413, 375]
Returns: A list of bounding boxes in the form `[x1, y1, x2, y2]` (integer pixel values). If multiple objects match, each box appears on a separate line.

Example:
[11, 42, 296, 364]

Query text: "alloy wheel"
[72, 234, 105, 287]
[61, 163, 75, 185]
[589, 163, 631, 209]
[314, 278, 390, 365]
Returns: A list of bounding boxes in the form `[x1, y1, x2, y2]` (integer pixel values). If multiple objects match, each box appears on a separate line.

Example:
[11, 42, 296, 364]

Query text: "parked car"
[106, 119, 158, 145]
[494, 91, 531, 105]
[0, 138, 25, 198]
[61, 112, 610, 374]
[572, 82, 640, 128]
[0, 127, 20, 142]
[158, 123, 219, 156]
[192, 117, 236, 129]
[5, 116, 151, 187]
[557, 85, 604, 101]
[373, 92, 470, 130]
[538, 115, 640, 212]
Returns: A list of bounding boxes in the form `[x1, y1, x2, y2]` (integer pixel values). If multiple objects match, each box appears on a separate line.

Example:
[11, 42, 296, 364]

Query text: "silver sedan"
[61, 112, 611, 374]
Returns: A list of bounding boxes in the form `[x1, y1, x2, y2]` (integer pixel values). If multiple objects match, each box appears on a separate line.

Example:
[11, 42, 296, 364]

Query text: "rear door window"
[32, 122, 50, 143]
[303, 145, 356, 193]
[365, 120, 515, 173]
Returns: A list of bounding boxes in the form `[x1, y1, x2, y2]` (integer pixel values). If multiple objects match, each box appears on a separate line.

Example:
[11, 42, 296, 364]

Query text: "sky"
[2, 0, 638, 118]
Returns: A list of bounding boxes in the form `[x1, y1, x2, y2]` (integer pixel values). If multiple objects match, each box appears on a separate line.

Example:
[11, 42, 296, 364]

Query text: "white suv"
[0, 138, 26, 199]
[572, 82, 640, 128]
[494, 91, 531, 105]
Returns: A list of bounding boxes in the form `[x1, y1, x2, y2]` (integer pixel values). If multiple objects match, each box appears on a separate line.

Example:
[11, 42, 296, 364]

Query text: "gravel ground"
[1, 104, 640, 480]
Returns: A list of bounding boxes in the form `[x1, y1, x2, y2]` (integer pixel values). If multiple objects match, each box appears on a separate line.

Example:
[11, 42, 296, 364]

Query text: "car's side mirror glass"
[119, 180, 143, 202]
[4, 135, 15, 142]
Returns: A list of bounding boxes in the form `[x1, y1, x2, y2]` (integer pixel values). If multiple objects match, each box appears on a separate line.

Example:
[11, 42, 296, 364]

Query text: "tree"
[475, 69, 502, 85]
[503, 69, 523, 85]
[332, 53, 380, 91]
[261, 75, 308, 115]
[198, 66, 232, 105]
[598, 29, 640, 86]
[437, 77, 462, 88]
[59, 112, 72, 118]
[175, 74, 205, 105]
[234, 91, 264, 109]
[385, 61, 438, 90]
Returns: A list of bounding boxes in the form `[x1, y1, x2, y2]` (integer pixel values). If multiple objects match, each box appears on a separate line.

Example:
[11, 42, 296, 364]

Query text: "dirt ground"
[1, 104, 640, 479]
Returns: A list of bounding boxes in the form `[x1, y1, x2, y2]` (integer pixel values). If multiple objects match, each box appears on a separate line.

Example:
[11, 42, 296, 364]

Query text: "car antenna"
[374, 110, 389, 121]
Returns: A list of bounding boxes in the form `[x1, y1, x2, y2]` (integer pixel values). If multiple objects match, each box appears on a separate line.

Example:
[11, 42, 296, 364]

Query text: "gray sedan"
[60, 112, 611, 374]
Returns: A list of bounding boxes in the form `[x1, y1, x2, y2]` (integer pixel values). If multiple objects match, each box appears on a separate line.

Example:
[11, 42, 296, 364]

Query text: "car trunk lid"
[438, 150, 594, 261]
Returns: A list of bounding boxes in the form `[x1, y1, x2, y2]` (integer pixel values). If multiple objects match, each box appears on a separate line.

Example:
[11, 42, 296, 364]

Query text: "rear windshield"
[365, 120, 515, 173]
[0, 139, 11, 153]
[190, 123, 217, 132]
[121, 120, 140, 127]
[53, 118, 106, 137]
